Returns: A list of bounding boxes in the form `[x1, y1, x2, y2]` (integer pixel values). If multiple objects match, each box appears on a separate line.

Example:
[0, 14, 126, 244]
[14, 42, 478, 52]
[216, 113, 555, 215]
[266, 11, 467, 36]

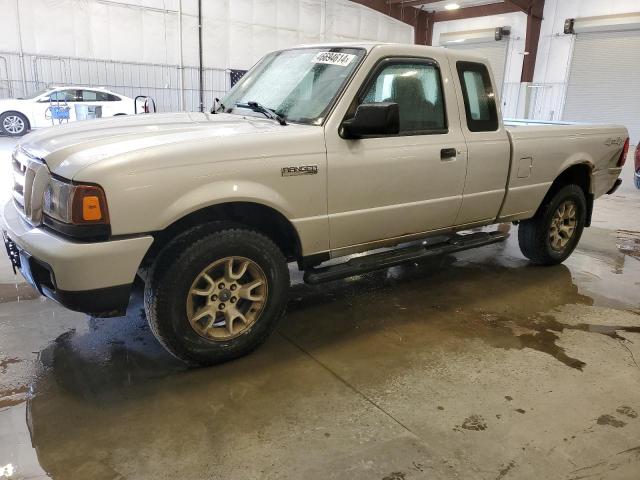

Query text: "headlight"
[43, 177, 74, 223]
[43, 177, 110, 240]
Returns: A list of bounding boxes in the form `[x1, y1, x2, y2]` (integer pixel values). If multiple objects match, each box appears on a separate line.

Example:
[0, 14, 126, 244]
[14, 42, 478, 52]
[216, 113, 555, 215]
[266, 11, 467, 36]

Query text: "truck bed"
[498, 118, 627, 222]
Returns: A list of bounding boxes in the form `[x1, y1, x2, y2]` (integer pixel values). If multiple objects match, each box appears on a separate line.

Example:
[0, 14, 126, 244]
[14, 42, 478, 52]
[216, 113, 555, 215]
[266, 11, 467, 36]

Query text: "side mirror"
[341, 102, 399, 139]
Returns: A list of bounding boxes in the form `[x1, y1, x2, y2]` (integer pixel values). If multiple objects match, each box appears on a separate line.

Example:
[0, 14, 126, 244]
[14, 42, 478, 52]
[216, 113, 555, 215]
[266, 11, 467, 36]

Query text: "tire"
[0, 112, 29, 136]
[144, 223, 290, 365]
[518, 184, 587, 265]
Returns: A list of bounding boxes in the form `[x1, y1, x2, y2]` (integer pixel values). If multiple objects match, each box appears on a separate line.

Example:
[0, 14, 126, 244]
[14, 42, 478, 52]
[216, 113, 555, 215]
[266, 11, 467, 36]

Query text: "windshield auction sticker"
[312, 52, 356, 67]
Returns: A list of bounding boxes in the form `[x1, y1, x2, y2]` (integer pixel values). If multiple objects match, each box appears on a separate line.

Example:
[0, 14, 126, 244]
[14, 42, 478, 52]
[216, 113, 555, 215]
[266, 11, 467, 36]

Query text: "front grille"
[11, 148, 48, 225]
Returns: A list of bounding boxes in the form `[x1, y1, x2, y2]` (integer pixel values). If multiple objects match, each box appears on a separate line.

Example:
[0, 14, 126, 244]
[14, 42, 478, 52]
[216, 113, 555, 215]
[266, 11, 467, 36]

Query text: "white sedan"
[0, 86, 137, 136]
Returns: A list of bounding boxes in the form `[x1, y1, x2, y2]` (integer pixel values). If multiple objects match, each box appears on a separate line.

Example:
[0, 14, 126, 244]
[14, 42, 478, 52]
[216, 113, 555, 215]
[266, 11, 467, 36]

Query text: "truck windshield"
[221, 47, 366, 125]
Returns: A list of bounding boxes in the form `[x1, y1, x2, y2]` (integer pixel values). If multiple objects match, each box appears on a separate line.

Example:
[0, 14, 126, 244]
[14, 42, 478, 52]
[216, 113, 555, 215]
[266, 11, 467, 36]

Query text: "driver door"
[325, 57, 468, 252]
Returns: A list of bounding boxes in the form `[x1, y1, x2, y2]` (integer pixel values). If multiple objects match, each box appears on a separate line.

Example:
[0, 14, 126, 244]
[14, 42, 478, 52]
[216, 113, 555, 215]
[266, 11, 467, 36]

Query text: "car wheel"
[518, 184, 586, 265]
[144, 223, 290, 365]
[0, 112, 29, 136]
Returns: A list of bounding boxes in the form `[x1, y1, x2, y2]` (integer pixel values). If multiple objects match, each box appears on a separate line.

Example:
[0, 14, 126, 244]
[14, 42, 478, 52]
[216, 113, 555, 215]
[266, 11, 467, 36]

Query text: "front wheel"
[0, 112, 29, 136]
[144, 224, 290, 365]
[518, 184, 587, 265]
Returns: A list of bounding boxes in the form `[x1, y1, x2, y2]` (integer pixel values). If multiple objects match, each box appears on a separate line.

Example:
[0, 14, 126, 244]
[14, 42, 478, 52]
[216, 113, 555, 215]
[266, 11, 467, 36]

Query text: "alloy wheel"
[2, 115, 25, 134]
[186, 256, 268, 340]
[549, 200, 577, 251]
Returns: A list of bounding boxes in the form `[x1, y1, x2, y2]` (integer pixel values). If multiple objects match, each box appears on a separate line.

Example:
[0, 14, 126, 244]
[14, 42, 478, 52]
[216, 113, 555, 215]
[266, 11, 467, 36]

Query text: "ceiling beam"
[386, 0, 441, 6]
[504, 0, 543, 19]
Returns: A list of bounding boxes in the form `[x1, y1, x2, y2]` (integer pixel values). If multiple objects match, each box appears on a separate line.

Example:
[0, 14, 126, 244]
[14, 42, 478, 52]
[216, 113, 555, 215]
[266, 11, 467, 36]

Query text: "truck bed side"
[498, 121, 627, 222]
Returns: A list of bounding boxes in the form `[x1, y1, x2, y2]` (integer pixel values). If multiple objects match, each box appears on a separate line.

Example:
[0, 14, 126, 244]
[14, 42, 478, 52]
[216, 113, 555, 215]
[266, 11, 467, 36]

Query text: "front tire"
[0, 112, 29, 136]
[144, 223, 290, 365]
[518, 184, 586, 265]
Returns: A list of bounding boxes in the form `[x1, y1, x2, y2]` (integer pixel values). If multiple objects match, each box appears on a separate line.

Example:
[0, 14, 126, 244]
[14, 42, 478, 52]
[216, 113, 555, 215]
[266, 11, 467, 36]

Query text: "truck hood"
[19, 112, 311, 179]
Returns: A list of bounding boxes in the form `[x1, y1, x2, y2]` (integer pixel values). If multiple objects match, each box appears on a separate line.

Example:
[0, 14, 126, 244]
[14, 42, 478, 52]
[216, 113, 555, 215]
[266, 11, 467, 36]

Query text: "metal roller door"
[444, 40, 509, 94]
[563, 30, 640, 144]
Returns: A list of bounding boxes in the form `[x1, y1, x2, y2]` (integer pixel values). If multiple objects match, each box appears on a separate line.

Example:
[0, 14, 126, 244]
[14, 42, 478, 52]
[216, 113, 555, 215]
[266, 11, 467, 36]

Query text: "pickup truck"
[2, 43, 629, 365]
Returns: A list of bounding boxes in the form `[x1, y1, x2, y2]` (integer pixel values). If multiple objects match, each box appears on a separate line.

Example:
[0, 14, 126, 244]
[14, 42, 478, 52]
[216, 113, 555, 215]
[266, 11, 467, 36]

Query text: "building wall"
[432, 11, 527, 118]
[529, 0, 640, 121]
[0, 0, 412, 69]
[534, 0, 640, 84]
[0, 0, 413, 109]
[432, 11, 527, 85]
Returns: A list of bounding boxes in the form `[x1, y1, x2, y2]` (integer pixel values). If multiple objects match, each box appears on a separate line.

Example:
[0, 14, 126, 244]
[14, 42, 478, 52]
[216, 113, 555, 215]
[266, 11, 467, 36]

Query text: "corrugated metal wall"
[563, 30, 640, 144]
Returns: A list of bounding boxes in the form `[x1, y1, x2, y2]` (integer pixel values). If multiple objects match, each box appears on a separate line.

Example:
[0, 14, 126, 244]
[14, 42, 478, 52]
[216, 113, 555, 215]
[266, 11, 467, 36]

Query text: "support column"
[520, 0, 545, 82]
[503, 0, 545, 82]
[414, 9, 434, 45]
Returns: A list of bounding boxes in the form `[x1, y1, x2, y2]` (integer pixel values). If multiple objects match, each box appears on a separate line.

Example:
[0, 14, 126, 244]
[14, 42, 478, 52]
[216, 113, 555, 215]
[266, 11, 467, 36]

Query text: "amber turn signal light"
[71, 185, 110, 224]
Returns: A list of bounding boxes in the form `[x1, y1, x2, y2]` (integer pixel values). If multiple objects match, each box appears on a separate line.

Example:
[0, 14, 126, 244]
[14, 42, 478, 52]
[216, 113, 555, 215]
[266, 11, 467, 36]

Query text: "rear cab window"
[456, 61, 498, 132]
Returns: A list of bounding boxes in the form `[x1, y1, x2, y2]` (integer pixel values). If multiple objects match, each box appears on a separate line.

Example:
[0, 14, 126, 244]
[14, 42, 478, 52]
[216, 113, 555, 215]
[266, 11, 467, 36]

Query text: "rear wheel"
[0, 112, 29, 136]
[144, 223, 290, 365]
[518, 184, 586, 265]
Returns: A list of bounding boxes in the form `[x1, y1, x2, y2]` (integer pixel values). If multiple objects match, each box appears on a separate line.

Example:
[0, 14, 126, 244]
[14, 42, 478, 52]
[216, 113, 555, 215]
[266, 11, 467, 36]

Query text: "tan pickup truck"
[3, 43, 629, 365]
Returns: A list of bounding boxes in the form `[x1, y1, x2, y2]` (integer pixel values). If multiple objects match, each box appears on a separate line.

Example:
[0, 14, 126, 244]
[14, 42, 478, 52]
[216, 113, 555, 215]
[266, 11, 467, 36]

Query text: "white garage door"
[444, 40, 508, 94]
[563, 30, 640, 144]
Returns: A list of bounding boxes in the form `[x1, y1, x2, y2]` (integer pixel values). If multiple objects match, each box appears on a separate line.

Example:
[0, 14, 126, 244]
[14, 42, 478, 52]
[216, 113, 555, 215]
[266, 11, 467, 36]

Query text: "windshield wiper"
[235, 101, 286, 125]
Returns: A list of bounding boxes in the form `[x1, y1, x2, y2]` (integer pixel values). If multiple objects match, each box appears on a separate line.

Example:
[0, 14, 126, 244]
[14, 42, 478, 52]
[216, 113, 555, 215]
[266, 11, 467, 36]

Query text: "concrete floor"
[1, 136, 640, 479]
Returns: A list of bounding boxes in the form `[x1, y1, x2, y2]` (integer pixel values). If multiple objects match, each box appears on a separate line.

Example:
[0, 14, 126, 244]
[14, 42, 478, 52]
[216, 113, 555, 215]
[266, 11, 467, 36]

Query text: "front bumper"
[2, 199, 153, 316]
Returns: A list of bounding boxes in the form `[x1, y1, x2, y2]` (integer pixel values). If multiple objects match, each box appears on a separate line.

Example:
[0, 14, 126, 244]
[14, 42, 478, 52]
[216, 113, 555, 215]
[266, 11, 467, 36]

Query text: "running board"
[303, 231, 509, 284]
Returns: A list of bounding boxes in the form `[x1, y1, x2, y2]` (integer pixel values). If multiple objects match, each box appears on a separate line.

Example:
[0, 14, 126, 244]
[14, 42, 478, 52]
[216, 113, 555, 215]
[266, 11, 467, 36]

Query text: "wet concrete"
[0, 224, 637, 479]
[1, 137, 640, 479]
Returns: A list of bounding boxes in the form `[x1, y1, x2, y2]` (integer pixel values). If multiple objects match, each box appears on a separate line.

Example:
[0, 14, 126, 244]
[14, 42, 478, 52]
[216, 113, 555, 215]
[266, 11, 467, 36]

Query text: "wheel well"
[145, 202, 302, 266]
[544, 163, 594, 226]
[1, 110, 31, 129]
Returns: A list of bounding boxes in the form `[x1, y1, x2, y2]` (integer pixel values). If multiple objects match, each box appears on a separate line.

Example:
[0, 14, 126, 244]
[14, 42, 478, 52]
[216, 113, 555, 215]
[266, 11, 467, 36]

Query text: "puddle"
[460, 415, 487, 431]
[597, 414, 626, 428]
[481, 313, 640, 371]
[0, 385, 29, 408]
[617, 230, 640, 260]
[0, 356, 22, 373]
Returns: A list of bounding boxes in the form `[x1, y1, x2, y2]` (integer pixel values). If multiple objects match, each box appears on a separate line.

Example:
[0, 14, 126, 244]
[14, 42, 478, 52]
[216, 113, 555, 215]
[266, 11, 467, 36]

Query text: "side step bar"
[303, 231, 509, 284]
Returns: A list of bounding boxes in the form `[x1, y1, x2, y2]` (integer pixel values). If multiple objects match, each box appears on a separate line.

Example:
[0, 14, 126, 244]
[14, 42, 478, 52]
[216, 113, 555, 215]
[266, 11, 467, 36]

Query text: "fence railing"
[0, 51, 230, 113]
[525, 83, 568, 122]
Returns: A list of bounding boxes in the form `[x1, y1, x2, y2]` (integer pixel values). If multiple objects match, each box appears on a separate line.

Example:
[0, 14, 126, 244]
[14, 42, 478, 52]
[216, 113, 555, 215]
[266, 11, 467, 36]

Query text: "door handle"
[440, 148, 457, 160]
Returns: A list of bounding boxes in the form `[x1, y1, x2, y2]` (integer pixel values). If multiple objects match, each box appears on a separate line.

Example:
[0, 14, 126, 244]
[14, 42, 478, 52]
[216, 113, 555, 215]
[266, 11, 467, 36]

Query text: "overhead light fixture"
[445, 3, 460, 10]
